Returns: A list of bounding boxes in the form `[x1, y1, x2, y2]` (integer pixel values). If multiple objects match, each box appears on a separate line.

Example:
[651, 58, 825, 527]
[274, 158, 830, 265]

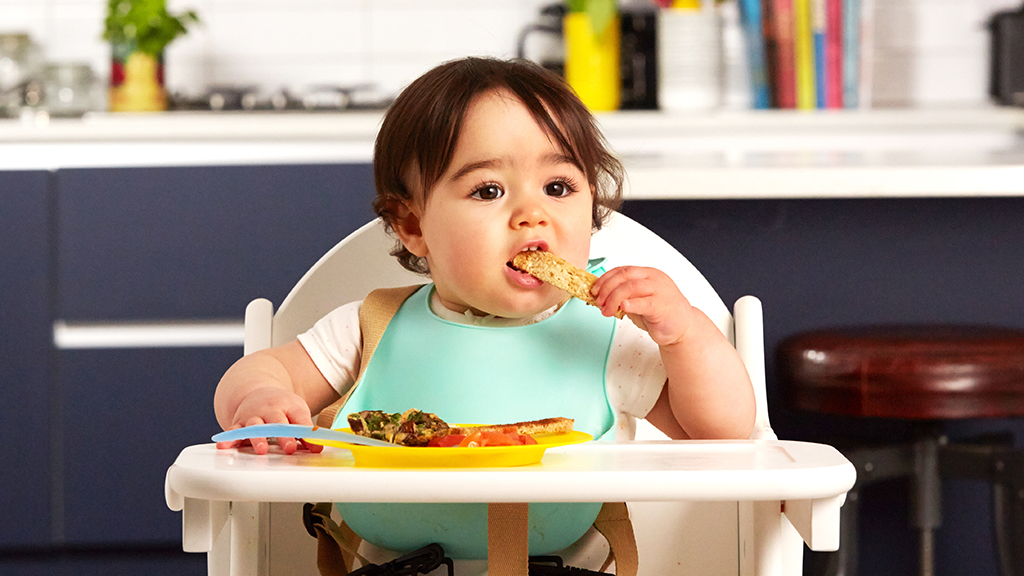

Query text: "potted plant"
[103, 0, 198, 111]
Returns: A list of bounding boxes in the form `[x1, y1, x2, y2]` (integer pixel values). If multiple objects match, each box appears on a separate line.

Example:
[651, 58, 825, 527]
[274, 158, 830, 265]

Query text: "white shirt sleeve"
[606, 317, 667, 440]
[296, 300, 363, 396]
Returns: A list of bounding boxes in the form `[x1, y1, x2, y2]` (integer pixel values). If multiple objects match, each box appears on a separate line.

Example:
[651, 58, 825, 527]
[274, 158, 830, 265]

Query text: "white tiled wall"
[1, 0, 1020, 107]
[872, 0, 1020, 106]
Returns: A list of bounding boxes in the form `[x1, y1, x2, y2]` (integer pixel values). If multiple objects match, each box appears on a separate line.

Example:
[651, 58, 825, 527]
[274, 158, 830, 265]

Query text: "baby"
[214, 56, 755, 565]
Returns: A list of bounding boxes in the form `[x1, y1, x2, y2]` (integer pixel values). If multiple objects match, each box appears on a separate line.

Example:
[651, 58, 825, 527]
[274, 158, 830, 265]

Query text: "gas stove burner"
[167, 83, 391, 112]
[207, 85, 260, 111]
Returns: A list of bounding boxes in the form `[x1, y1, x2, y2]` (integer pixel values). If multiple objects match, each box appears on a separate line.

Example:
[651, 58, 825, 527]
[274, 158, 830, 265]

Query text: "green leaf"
[564, 0, 617, 36]
[586, 0, 617, 36]
[102, 0, 199, 56]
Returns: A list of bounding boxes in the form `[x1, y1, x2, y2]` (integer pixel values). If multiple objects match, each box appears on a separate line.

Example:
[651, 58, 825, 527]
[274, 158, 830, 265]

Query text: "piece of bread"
[450, 417, 575, 436]
[511, 250, 624, 319]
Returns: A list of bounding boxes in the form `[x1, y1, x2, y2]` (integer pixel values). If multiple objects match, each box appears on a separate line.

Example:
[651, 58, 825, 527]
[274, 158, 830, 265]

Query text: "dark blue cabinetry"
[56, 164, 376, 320]
[1, 163, 375, 575]
[0, 171, 54, 549]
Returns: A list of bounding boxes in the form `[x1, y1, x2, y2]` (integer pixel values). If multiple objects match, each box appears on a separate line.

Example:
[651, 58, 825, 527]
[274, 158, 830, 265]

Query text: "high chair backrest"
[244, 211, 774, 439]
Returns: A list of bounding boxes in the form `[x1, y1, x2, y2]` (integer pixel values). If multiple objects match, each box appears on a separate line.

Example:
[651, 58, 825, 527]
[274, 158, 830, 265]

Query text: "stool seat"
[778, 325, 1024, 419]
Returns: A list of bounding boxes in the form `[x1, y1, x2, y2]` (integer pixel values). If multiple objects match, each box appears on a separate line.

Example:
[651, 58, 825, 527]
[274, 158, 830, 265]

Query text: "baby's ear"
[392, 202, 428, 257]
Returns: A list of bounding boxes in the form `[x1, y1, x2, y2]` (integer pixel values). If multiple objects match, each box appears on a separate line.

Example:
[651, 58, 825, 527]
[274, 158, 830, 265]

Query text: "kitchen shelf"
[3, 106, 1023, 198]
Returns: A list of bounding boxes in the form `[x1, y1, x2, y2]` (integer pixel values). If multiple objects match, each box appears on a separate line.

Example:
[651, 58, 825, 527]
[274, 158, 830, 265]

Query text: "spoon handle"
[212, 423, 396, 448]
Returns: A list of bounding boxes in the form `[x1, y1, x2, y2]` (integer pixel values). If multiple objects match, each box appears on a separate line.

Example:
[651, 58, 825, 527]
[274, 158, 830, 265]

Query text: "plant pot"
[108, 42, 167, 112]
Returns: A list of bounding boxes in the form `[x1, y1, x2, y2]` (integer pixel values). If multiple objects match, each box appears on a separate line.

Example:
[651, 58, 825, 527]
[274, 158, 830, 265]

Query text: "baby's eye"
[544, 181, 573, 197]
[471, 183, 503, 200]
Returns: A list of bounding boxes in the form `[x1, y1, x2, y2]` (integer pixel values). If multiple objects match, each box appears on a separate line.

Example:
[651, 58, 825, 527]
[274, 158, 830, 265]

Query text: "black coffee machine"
[517, 3, 659, 110]
[989, 3, 1024, 107]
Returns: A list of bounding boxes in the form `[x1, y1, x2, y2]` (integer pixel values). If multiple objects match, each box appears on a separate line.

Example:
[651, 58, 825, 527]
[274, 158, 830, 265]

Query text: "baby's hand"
[590, 266, 694, 347]
[216, 387, 324, 455]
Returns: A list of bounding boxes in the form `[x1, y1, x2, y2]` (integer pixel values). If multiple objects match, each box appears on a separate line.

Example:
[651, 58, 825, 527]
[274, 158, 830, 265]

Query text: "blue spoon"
[212, 423, 396, 448]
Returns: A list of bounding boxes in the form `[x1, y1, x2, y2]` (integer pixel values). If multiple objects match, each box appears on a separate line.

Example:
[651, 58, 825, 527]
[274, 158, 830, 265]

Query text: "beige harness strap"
[487, 503, 530, 576]
[594, 502, 638, 576]
[307, 502, 368, 575]
[314, 285, 424, 428]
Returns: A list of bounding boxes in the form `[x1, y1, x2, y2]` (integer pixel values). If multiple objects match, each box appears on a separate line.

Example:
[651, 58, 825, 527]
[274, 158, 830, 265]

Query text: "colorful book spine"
[812, 0, 826, 108]
[762, 0, 779, 107]
[771, 0, 797, 108]
[842, 0, 859, 107]
[857, 0, 874, 108]
[739, 0, 770, 108]
[793, 0, 816, 109]
[826, 0, 843, 108]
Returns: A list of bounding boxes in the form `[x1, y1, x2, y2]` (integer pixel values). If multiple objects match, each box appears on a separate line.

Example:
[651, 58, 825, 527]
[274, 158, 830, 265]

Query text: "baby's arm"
[213, 340, 340, 454]
[591, 266, 755, 439]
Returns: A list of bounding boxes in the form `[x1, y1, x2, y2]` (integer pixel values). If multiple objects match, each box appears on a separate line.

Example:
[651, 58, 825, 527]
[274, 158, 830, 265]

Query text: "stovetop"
[168, 84, 392, 112]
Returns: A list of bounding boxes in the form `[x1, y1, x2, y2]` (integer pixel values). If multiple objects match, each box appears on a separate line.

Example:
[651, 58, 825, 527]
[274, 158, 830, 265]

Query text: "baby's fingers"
[300, 439, 325, 453]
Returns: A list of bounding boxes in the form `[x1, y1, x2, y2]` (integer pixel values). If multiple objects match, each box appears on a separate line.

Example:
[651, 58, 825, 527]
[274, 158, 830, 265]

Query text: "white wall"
[0, 0, 1020, 107]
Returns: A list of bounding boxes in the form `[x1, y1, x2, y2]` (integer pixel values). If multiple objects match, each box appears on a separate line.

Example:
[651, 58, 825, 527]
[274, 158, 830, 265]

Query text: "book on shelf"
[770, 0, 797, 108]
[726, 0, 873, 111]
[793, 0, 816, 110]
[812, 0, 826, 108]
[826, 0, 844, 108]
[841, 0, 859, 107]
[739, 0, 771, 108]
[857, 0, 875, 108]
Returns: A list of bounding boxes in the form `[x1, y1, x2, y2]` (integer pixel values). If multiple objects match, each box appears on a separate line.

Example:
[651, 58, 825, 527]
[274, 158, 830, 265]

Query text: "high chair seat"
[777, 325, 1024, 576]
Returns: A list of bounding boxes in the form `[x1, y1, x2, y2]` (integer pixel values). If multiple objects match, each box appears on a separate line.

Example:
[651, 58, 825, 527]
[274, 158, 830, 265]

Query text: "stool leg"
[806, 444, 915, 576]
[940, 434, 1020, 576]
[913, 437, 942, 576]
[994, 452, 1024, 576]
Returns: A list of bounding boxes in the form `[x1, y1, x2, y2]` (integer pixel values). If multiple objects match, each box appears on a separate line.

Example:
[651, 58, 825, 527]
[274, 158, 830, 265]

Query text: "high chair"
[166, 211, 855, 576]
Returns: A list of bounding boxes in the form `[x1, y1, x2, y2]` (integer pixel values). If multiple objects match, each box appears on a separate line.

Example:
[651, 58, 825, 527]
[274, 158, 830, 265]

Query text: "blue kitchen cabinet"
[55, 163, 376, 320]
[0, 171, 54, 549]
[51, 163, 375, 549]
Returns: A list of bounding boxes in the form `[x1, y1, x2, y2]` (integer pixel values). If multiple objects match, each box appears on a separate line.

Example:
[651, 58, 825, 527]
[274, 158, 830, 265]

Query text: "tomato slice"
[428, 434, 466, 447]
[458, 431, 527, 447]
[429, 431, 538, 447]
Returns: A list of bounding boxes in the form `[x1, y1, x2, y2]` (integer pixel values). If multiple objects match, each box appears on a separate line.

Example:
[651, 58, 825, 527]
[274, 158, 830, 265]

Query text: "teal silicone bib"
[336, 286, 617, 558]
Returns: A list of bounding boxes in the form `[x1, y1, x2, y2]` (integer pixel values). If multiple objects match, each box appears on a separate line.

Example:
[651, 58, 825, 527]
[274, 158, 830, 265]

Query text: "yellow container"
[564, 12, 620, 112]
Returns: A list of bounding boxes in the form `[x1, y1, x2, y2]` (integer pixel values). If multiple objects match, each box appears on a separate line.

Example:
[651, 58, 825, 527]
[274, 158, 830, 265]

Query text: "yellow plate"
[308, 429, 593, 468]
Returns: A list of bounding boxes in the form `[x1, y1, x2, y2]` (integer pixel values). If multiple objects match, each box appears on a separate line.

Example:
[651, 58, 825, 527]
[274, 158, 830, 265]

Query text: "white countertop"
[4, 106, 1024, 199]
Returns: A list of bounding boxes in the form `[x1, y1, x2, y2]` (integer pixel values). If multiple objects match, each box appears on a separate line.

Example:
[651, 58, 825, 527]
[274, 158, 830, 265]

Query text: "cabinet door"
[0, 171, 53, 548]
[56, 163, 376, 320]
[58, 347, 233, 545]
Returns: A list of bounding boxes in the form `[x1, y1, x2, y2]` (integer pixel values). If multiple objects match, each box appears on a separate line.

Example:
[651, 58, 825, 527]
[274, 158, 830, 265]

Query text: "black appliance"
[989, 4, 1024, 107]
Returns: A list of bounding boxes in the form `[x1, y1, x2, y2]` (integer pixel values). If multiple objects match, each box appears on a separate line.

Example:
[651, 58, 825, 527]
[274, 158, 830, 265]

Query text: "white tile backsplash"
[0, 0, 1018, 107]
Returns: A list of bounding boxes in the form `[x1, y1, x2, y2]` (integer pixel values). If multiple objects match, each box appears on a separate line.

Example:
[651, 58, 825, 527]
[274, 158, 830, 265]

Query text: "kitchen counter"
[3, 106, 1024, 198]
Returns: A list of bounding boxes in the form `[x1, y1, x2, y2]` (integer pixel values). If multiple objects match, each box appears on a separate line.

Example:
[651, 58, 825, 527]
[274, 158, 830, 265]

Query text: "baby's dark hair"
[373, 57, 624, 274]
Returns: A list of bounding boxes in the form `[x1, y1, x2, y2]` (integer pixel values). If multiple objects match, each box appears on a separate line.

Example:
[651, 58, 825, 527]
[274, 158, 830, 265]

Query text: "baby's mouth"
[507, 246, 543, 274]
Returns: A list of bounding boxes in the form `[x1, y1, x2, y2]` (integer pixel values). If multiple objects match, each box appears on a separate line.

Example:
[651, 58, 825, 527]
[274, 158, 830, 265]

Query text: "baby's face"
[404, 89, 594, 319]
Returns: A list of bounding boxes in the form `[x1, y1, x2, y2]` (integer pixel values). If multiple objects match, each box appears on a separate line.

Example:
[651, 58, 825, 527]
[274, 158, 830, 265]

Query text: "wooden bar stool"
[777, 325, 1024, 576]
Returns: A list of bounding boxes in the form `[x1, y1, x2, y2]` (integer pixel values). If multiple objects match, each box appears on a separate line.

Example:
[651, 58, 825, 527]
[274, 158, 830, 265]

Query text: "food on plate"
[347, 410, 573, 448]
[450, 416, 575, 436]
[347, 409, 450, 447]
[427, 431, 538, 447]
[511, 250, 624, 319]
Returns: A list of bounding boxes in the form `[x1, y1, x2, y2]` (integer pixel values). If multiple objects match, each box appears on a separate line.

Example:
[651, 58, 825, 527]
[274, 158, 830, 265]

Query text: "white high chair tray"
[165, 439, 855, 576]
